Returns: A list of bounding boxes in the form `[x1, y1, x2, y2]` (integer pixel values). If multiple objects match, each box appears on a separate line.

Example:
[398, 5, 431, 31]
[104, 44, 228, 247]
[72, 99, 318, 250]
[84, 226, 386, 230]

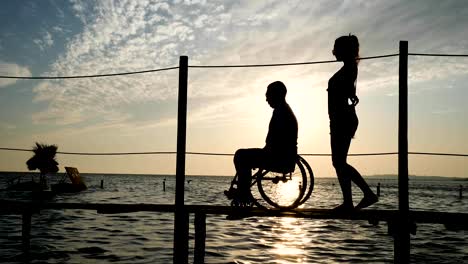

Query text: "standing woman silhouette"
[328, 35, 378, 211]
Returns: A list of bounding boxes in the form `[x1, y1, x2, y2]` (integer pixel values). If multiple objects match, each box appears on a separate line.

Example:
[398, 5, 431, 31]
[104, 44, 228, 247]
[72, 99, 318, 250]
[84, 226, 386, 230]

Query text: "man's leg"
[234, 148, 265, 197]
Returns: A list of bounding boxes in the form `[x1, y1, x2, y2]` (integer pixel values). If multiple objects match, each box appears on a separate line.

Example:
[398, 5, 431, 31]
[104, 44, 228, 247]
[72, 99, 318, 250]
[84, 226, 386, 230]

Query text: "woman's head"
[333, 34, 359, 62]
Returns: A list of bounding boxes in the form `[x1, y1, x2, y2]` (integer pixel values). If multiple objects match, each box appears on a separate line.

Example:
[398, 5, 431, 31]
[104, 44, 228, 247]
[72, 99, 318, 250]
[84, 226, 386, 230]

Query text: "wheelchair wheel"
[296, 156, 314, 206]
[254, 156, 307, 209]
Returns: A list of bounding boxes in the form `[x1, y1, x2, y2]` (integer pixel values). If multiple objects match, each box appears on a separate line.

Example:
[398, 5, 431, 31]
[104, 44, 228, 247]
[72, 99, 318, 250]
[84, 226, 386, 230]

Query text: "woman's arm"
[345, 64, 359, 106]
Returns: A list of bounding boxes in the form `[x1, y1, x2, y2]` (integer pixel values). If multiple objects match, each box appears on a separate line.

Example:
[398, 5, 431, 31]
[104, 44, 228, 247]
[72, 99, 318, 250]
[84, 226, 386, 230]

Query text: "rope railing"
[1, 147, 467, 157]
[0, 50, 466, 158]
[1, 52, 467, 79]
[0, 66, 179, 80]
[0, 54, 399, 79]
[188, 54, 399, 68]
[408, 53, 468, 57]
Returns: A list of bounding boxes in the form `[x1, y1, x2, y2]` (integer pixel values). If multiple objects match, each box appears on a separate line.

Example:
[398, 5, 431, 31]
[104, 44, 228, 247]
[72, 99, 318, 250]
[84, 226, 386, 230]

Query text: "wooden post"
[377, 182, 381, 197]
[460, 185, 463, 199]
[100, 180, 104, 189]
[22, 212, 32, 251]
[194, 213, 206, 264]
[395, 40, 410, 264]
[174, 56, 189, 264]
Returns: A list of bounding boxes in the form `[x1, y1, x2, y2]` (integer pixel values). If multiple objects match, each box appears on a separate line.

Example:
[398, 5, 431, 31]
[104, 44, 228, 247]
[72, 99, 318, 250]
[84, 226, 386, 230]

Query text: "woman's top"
[327, 64, 358, 122]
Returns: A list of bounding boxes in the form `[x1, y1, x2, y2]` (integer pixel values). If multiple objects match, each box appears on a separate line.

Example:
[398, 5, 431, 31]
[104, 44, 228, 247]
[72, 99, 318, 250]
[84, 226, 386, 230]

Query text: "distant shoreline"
[0, 171, 466, 181]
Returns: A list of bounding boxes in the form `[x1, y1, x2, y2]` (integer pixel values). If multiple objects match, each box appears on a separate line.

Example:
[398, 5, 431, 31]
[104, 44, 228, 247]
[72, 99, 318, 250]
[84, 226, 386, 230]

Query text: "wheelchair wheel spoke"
[256, 159, 307, 209]
[228, 155, 314, 210]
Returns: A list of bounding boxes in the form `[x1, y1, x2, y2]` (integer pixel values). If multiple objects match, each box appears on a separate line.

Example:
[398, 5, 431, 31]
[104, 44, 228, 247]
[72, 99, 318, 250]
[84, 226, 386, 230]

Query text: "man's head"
[266, 81, 287, 108]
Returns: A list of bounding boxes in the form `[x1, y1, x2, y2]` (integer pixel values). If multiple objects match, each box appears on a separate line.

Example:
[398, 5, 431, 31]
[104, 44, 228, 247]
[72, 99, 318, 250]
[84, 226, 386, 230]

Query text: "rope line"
[1, 53, 468, 79]
[189, 54, 399, 68]
[0, 54, 399, 79]
[0, 148, 175, 156]
[1, 148, 467, 157]
[409, 152, 468, 157]
[301, 152, 398, 157]
[0, 66, 179, 80]
[408, 53, 468, 57]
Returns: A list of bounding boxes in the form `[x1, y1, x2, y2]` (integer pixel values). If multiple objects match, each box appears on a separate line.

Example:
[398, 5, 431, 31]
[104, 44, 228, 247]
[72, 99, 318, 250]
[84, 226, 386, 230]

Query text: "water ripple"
[0, 174, 466, 263]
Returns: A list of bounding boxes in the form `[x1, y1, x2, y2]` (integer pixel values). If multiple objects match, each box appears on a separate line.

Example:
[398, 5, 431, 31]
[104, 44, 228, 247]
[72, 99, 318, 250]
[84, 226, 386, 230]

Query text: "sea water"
[0, 173, 466, 263]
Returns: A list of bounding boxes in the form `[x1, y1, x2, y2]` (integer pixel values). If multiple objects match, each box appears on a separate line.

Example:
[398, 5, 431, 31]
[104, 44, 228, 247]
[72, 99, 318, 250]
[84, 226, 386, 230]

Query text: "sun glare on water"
[276, 176, 303, 204]
[270, 217, 312, 263]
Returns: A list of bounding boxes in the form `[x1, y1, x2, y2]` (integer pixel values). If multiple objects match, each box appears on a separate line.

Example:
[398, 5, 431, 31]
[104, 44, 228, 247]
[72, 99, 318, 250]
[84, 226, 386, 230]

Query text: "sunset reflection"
[276, 177, 303, 202]
[269, 217, 312, 263]
[256, 170, 305, 208]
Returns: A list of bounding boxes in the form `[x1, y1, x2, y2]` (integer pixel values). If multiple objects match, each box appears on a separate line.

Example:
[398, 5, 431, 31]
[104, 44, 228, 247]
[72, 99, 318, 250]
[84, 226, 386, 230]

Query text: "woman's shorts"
[330, 113, 358, 139]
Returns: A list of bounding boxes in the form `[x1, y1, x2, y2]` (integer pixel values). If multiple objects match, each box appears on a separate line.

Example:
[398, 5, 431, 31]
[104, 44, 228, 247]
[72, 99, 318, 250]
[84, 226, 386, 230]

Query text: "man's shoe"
[224, 188, 238, 200]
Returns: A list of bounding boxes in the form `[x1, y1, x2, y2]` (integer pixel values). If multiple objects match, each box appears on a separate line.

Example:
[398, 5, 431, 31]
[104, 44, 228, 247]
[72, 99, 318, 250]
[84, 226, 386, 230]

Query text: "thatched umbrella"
[26, 143, 59, 187]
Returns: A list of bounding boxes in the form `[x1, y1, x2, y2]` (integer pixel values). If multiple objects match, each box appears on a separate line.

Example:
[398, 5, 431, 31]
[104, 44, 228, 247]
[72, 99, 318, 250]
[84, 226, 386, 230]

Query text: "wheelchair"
[225, 155, 314, 209]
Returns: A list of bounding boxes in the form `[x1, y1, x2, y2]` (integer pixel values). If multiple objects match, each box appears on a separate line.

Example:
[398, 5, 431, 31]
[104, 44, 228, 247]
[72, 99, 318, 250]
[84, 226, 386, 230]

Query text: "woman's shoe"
[355, 193, 378, 210]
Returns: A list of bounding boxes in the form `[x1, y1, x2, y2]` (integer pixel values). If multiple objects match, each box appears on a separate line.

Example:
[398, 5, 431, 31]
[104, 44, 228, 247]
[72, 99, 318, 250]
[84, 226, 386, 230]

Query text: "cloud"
[53, 26, 64, 33]
[0, 62, 31, 88]
[0, 121, 16, 137]
[408, 57, 468, 83]
[432, 108, 458, 115]
[33, 31, 54, 51]
[50, 0, 66, 19]
[31, 0, 468, 127]
[0, 121, 16, 130]
[32, 0, 234, 125]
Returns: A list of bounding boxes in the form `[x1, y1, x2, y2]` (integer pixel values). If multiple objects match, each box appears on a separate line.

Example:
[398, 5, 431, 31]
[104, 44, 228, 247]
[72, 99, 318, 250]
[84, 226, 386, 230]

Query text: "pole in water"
[396, 40, 410, 264]
[100, 180, 104, 189]
[174, 55, 189, 264]
[163, 179, 166, 192]
[460, 185, 463, 199]
[377, 182, 381, 197]
[22, 212, 32, 252]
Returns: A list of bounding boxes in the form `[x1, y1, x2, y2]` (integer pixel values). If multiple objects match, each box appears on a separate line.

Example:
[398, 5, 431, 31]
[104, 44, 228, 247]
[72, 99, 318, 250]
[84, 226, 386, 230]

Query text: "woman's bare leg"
[331, 134, 354, 210]
[347, 164, 378, 209]
[335, 167, 353, 209]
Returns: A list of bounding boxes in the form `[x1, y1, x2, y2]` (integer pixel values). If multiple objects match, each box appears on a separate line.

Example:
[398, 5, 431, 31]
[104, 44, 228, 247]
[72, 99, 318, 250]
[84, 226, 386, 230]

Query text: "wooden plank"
[22, 212, 31, 251]
[1, 199, 467, 226]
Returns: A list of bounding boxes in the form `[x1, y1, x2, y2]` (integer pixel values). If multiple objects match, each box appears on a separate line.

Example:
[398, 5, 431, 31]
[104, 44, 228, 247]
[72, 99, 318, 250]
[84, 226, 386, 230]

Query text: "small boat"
[6, 180, 45, 192]
[51, 167, 87, 194]
[6, 178, 54, 200]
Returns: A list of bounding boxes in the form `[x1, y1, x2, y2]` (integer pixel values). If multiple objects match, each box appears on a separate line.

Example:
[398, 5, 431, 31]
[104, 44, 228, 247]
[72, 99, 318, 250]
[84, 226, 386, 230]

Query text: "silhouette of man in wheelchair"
[225, 81, 298, 204]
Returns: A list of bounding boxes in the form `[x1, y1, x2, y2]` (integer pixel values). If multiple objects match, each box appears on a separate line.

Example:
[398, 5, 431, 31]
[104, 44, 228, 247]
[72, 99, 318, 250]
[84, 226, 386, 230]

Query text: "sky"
[0, 0, 467, 177]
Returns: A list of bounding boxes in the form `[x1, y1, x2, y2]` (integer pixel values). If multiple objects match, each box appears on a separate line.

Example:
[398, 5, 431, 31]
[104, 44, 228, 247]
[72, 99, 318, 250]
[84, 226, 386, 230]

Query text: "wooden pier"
[1, 199, 467, 263]
[2, 41, 468, 263]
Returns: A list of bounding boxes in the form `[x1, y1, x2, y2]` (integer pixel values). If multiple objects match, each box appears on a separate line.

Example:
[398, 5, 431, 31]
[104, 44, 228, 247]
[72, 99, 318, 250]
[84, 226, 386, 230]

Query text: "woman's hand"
[350, 95, 359, 106]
